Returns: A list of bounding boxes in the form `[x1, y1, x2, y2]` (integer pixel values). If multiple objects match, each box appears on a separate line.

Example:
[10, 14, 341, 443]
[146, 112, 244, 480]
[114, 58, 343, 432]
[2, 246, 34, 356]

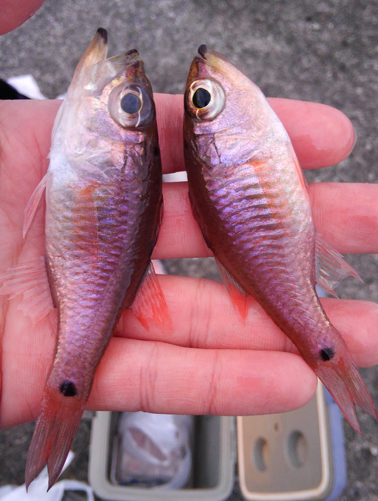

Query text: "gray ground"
[1, 0, 378, 499]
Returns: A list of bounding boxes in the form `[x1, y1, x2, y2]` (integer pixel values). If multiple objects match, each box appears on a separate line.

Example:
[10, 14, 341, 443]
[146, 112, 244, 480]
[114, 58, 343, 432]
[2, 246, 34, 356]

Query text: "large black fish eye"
[192, 87, 211, 109]
[110, 84, 154, 128]
[121, 92, 142, 114]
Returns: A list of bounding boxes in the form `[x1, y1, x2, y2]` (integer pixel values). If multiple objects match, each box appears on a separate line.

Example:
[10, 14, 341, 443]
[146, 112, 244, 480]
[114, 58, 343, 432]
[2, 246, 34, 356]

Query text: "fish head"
[55, 29, 157, 178]
[184, 45, 281, 167]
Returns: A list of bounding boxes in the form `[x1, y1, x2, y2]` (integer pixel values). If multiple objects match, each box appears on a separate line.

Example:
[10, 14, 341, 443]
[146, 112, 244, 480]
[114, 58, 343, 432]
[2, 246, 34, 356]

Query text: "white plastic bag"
[116, 412, 194, 489]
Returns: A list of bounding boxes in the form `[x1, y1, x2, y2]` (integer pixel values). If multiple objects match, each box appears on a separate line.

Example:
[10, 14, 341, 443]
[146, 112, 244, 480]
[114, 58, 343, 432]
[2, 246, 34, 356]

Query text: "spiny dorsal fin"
[315, 233, 362, 297]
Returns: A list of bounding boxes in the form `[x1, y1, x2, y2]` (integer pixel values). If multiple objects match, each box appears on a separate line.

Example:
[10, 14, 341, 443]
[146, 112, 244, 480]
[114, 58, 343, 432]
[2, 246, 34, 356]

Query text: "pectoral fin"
[315, 233, 362, 297]
[0, 257, 54, 325]
[23, 173, 48, 238]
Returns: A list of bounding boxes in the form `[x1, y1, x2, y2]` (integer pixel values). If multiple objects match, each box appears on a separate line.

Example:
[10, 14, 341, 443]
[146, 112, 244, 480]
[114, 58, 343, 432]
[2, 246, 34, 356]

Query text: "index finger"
[0, 0, 46, 35]
[155, 95, 355, 174]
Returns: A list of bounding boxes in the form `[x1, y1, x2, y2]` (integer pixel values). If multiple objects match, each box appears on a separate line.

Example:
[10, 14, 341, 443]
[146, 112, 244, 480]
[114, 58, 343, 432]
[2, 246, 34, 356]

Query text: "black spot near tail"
[320, 347, 335, 361]
[59, 380, 77, 397]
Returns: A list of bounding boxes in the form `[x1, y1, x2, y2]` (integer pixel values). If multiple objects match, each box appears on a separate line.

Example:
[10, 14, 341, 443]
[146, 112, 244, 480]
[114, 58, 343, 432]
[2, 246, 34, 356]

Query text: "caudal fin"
[25, 387, 85, 491]
[314, 347, 377, 434]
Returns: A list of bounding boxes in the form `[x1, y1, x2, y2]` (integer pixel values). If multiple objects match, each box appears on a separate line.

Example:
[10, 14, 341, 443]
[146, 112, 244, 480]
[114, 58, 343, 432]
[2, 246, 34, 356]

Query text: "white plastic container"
[237, 383, 346, 501]
[89, 413, 235, 501]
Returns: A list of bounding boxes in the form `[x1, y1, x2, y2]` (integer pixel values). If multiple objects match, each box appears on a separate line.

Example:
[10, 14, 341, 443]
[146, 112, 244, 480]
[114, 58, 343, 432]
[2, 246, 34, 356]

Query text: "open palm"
[1, 95, 377, 430]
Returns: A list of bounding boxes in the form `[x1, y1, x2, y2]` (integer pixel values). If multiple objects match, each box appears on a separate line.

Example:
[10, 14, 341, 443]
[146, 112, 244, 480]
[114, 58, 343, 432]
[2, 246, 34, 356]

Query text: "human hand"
[0, 0, 46, 35]
[1, 95, 377, 429]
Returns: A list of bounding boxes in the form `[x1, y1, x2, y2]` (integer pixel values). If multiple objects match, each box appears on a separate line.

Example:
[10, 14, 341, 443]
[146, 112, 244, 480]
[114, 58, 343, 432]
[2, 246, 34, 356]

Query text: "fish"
[0, 28, 170, 489]
[183, 45, 377, 433]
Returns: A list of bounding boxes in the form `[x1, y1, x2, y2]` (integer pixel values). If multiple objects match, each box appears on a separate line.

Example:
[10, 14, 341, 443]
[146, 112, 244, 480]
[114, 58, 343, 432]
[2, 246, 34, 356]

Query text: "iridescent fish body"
[184, 46, 377, 433]
[0, 29, 168, 489]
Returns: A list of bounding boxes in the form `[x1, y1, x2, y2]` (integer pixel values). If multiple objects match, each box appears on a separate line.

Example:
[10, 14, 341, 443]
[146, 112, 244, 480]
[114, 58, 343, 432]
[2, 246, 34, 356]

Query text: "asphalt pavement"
[1, 1, 378, 499]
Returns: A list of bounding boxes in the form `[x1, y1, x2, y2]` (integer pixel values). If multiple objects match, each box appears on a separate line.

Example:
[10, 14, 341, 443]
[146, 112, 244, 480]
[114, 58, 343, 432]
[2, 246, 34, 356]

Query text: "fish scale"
[184, 45, 377, 434]
[0, 29, 168, 489]
[46, 181, 148, 369]
[205, 170, 309, 271]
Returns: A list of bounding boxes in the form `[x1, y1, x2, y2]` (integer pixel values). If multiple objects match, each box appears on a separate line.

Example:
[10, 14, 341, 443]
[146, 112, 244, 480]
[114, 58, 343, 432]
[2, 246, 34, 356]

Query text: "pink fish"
[183, 45, 377, 433]
[0, 29, 169, 489]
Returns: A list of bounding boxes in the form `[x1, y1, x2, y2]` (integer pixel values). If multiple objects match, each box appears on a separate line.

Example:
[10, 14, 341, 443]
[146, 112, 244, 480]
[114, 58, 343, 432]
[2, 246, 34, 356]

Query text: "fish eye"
[185, 79, 224, 121]
[192, 88, 211, 109]
[121, 92, 142, 115]
[109, 83, 154, 129]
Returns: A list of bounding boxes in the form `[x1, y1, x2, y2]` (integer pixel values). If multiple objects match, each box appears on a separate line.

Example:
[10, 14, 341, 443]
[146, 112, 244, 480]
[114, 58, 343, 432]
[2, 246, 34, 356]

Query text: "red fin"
[215, 258, 248, 322]
[0, 257, 54, 325]
[130, 262, 172, 331]
[25, 387, 84, 491]
[314, 344, 377, 434]
[23, 174, 48, 238]
[289, 144, 308, 192]
[315, 233, 362, 297]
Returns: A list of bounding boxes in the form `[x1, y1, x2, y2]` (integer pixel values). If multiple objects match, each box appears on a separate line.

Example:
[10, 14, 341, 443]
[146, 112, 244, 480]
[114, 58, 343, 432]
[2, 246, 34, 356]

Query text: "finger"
[3, 278, 375, 427]
[0, 97, 353, 182]
[155, 182, 211, 259]
[87, 338, 317, 417]
[155, 95, 355, 174]
[116, 275, 378, 368]
[0, 0, 46, 35]
[2, 102, 370, 259]
[153, 181, 378, 259]
[309, 182, 378, 254]
[268, 98, 355, 169]
[0, 312, 56, 428]
[1, 316, 316, 427]
[0, 100, 59, 273]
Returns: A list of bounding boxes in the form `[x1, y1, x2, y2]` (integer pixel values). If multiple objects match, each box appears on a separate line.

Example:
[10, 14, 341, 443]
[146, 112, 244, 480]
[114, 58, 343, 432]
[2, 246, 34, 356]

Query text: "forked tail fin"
[25, 386, 85, 491]
[314, 347, 377, 434]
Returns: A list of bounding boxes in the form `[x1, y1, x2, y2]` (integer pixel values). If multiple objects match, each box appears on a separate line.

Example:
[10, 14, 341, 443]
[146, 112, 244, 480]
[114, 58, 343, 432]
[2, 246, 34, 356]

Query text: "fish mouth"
[198, 44, 208, 58]
[96, 27, 108, 44]
[196, 45, 230, 68]
[125, 48, 139, 57]
[186, 45, 230, 84]
[185, 45, 240, 97]
[81, 28, 141, 72]
[71, 29, 145, 96]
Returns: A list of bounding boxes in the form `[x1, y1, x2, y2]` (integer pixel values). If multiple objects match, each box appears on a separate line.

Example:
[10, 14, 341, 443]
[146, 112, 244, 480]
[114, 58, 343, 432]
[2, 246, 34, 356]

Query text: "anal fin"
[0, 257, 54, 325]
[215, 258, 248, 322]
[130, 262, 172, 331]
[315, 233, 362, 297]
